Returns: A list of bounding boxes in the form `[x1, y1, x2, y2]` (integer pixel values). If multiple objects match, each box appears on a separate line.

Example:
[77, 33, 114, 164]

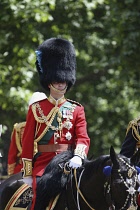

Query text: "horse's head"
[104, 146, 140, 210]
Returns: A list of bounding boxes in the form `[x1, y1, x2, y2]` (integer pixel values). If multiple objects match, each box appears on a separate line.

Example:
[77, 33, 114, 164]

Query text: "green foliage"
[0, 0, 140, 168]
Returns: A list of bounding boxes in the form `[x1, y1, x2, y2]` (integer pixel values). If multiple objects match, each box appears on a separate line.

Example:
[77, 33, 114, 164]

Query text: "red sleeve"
[21, 105, 36, 160]
[8, 129, 18, 165]
[74, 105, 90, 155]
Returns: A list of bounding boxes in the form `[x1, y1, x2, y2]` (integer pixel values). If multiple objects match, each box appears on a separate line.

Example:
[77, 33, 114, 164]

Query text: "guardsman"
[8, 122, 26, 175]
[21, 38, 90, 210]
[120, 116, 140, 209]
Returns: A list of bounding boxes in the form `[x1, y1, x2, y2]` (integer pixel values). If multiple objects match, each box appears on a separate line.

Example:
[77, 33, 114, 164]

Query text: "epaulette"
[126, 116, 140, 142]
[14, 122, 26, 131]
[67, 99, 82, 106]
[28, 92, 47, 106]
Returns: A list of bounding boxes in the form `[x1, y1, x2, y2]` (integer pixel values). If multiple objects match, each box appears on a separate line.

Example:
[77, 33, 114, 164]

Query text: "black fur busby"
[35, 38, 76, 91]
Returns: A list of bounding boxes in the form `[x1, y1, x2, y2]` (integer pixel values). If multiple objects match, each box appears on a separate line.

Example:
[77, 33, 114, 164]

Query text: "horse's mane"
[44, 151, 111, 175]
[35, 150, 73, 209]
[82, 155, 111, 174]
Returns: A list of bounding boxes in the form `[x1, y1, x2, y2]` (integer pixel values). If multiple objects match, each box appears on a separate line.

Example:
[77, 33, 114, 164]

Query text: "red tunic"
[21, 98, 90, 177]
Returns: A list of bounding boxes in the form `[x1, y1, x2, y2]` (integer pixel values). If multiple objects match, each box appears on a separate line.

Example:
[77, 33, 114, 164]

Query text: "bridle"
[104, 157, 138, 210]
[64, 158, 139, 210]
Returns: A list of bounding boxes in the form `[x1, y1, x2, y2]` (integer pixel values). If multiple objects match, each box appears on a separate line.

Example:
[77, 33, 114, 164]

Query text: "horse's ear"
[110, 146, 119, 167]
[131, 149, 140, 166]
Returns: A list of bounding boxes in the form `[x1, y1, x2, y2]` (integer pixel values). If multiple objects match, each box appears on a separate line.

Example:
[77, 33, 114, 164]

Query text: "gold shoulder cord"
[32, 103, 58, 124]
[67, 99, 81, 106]
[32, 103, 62, 150]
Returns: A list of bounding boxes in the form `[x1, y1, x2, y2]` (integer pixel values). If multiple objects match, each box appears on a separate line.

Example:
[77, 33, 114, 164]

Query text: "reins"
[64, 162, 95, 210]
[74, 168, 95, 210]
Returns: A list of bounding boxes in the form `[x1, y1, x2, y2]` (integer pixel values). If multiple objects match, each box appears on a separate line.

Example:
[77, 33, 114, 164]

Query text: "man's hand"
[69, 156, 82, 169]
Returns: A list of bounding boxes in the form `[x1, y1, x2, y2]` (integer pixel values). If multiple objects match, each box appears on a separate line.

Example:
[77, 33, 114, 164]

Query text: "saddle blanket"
[4, 183, 60, 210]
[4, 184, 32, 210]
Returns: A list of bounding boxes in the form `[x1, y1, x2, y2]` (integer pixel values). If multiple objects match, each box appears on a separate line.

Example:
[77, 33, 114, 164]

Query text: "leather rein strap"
[74, 168, 95, 210]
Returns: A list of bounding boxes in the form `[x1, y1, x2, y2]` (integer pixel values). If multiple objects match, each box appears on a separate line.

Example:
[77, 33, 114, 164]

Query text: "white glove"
[69, 156, 82, 169]
[23, 176, 33, 187]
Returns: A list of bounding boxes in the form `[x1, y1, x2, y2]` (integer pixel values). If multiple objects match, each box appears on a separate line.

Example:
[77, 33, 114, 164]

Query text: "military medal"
[65, 132, 72, 141]
[63, 109, 67, 118]
[67, 110, 73, 119]
[63, 120, 73, 130]
[63, 109, 73, 119]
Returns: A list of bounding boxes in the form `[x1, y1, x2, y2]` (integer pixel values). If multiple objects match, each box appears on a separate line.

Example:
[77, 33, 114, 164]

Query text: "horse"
[0, 146, 140, 210]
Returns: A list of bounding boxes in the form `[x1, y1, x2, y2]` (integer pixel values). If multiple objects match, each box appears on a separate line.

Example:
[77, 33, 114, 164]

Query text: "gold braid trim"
[74, 144, 87, 159]
[8, 163, 16, 175]
[15, 130, 21, 157]
[32, 103, 63, 153]
[22, 158, 32, 177]
[4, 184, 30, 210]
[32, 103, 59, 124]
[126, 117, 140, 145]
[14, 122, 26, 156]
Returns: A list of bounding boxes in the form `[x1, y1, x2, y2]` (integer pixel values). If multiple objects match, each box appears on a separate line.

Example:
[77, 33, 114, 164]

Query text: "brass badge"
[128, 168, 133, 178]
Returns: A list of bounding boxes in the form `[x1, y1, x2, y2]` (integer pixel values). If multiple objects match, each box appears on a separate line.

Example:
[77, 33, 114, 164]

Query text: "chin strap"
[50, 84, 67, 94]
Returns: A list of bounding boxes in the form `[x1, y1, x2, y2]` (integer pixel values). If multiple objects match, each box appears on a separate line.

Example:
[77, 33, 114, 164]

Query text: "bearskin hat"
[35, 38, 76, 91]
